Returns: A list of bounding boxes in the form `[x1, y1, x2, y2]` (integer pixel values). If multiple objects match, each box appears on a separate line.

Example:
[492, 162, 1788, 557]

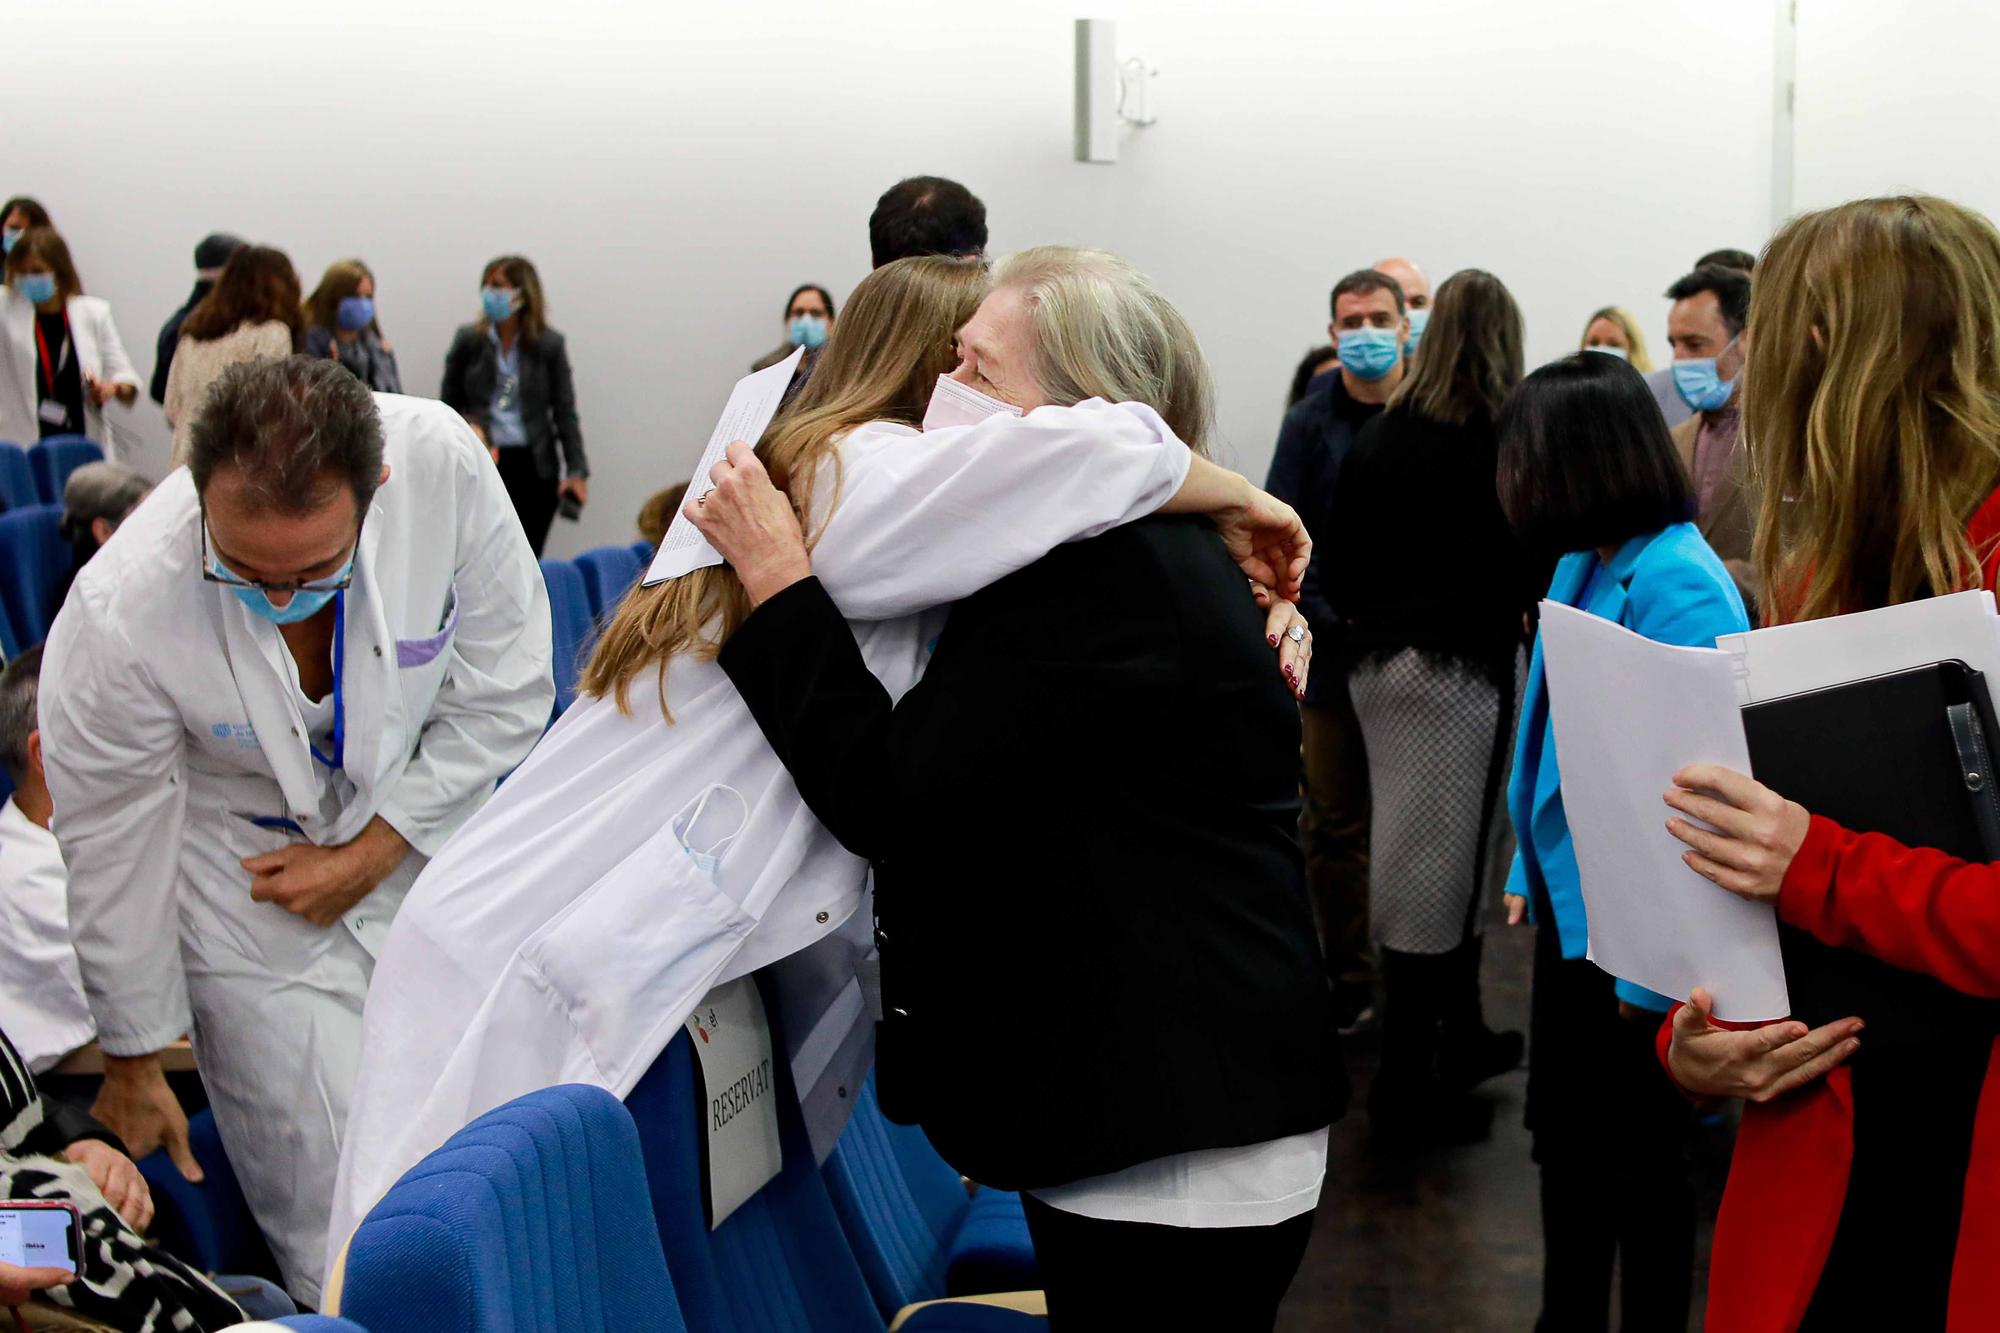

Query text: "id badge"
[38, 398, 68, 427]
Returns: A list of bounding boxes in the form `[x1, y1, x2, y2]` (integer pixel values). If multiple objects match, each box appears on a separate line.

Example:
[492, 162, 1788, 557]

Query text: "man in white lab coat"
[38, 355, 553, 1304]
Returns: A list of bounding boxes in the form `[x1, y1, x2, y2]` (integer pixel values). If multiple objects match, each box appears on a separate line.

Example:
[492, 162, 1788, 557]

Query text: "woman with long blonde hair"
[1656, 196, 2000, 1330]
[331, 251, 1310, 1260]
[1578, 305, 1653, 372]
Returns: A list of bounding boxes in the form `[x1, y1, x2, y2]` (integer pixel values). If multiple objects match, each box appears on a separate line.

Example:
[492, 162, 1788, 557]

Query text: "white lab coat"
[0, 290, 142, 454]
[329, 400, 1193, 1268]
[38, 394, 553, 1303]
[0, 797, 94, 1072]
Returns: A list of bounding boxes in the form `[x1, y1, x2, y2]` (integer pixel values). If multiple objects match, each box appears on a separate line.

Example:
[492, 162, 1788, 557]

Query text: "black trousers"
[496, 444, 559, 555]
[1021, 1195, 1314, 1332]
[1526, 921, 1696, 1333]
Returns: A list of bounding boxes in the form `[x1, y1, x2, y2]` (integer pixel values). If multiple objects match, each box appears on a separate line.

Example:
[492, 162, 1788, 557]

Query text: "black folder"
[1741, 659, 2000, 1046]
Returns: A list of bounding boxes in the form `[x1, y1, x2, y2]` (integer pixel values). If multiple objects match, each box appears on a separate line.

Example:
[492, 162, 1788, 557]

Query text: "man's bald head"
[1373, 257, 1431, 312]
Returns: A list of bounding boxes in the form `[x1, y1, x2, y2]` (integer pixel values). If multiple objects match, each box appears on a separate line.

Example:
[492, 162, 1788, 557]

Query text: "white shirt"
[1031, 1128, 1330, 1229]
[0, 797, 95, 1072]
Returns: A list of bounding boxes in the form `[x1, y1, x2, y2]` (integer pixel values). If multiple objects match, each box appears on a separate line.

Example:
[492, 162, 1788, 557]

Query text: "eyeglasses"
[200, 512, 363, 596]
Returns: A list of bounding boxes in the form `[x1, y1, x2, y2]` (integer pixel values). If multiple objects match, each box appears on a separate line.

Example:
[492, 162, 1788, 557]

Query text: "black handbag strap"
[1945, 698, 2000, 860]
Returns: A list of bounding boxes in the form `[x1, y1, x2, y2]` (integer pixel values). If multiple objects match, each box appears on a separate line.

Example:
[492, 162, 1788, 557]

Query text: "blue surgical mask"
[1585, 344, 1630, 361]
[336, 296, 375, 332]
[1404, 307, 1430, 358]
[1672, 354, 1737, 412]
[787, 314, 828, 351]
[1, 227, 21, 255]
[15, 272, 56, 305]
[227, 555, 353, 625]
[481, 286, 519, 322]
[1337, 327, 1402, 382]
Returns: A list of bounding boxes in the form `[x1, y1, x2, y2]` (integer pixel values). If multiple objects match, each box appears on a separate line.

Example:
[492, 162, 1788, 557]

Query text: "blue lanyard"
[310, 591, 346, 772]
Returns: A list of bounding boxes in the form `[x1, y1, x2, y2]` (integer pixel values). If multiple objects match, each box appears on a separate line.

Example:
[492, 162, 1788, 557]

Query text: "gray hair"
[994, 246, 1214, 456]
[0, 644, 42, 782]
[187, 355, 384, 515]
[59, 462, 152, 544]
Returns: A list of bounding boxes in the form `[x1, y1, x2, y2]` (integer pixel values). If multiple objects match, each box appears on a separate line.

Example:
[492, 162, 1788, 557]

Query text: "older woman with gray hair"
[693, 246, 1339, 1331]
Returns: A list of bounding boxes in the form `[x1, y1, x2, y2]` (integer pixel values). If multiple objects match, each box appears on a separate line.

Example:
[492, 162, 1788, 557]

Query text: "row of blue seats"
[541, 541, 653, 713]
[329, 977, 1045, 1332]
[0, 435, 101, 511]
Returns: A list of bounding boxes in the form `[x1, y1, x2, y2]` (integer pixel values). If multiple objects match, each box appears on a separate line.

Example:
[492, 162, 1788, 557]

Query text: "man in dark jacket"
[149, 233, 244, 405]
[1263, 267, 1407, 1030]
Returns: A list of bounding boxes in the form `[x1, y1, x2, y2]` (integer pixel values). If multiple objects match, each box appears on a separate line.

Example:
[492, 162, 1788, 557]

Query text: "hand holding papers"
[1537, 602, 1791, 1020]
[644, 348, 805, 587]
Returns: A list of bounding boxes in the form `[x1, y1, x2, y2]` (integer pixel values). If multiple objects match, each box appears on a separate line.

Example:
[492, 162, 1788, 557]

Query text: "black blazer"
[720, 516, 1344, 1190]
[440, 323, 589, 480]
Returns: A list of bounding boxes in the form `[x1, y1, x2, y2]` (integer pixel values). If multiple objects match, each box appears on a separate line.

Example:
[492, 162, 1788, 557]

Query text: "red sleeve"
[1656, 1005, 1683, 1083]
[1778, 812, 2000, 999]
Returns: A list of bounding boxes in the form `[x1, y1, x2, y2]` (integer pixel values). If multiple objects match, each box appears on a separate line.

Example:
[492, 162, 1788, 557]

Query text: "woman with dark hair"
[1286, 343, 1339, 408]
[1, 196, 50, 259]
[1325, 269, 1535, 1143]
[1497, 352, 1747, 1331]
[303, 257, 401, 393]
[164, 244, 303, 463]
[441, 254, 588, 554]
[754, 282, 839, 408]
[0, 227, 141, 450]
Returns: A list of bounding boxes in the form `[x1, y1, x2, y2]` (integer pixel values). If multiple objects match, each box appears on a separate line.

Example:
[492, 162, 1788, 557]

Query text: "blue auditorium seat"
[0, 442, 35, 511]
[629, 540, 655, 567]
[624, 1002, 1046, 1332]
[140, 1107, 281, 1282]
[573, 544, 644, 620]
[330, 1084, 680, 1333]
[27, 435, 101, 505]
[826, 1073, 1039, 1318]
[258, 1319, 371, 1331]
[0, 503, 71, 648]
[539, 558, 592, 715]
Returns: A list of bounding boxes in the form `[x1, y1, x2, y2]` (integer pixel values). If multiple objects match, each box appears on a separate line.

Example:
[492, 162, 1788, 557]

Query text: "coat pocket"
[396, 584, 462, 668]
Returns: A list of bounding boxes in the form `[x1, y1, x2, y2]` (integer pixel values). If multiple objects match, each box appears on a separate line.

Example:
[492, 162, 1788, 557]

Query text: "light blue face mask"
[1585, 344, 1630, 361]
[225, 555, 353, 625]
[1404, 307, 1430, 358]
[787, 314, 828, 351]
[1, 227, 21, 255]
[15, 272, 57, 305]
[676, 784, 747, 879]
[1337, 326, 1402, 382]
[1672, 352, 1737, 413]
[481, 286, 519, 322]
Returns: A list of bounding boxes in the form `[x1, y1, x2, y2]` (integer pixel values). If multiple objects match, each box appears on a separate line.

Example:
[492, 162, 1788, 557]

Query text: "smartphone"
[558, 492, 583, 522]
[0, 1200, 82, 1273]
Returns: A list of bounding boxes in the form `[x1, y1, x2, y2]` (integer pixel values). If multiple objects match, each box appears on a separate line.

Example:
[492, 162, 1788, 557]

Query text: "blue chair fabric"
[139, 1108, 281, 1282]
[629, 540, 655, 567]
[335, 1083, 680, 1333]
[573, 544, 644, 620]
[0, 503, 72, 649]
[268, 1318, 371, 1331]
[27, 435, 101, 506]
[0, 442, 35, 511]
[539, 558, 592, 715]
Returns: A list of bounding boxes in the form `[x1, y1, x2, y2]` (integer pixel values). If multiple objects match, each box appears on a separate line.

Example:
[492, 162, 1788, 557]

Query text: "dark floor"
[1273, 917, 1733, 1331]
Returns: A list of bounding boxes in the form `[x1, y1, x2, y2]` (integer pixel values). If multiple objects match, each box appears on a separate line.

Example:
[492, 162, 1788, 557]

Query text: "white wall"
[16, 0, 1774, 555]
[1793, 0, 2000, 220]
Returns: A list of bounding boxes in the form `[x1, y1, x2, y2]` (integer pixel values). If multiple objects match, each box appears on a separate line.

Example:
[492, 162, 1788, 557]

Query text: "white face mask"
[1585, 344, 1630, 361]
[921, 374, 1023, 432]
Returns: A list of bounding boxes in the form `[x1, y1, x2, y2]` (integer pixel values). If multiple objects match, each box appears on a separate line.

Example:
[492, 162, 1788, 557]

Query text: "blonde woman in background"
[303, 258, 401, 393]
[331, 250, 1313, 1268]
[1578, 305, 1653, 371]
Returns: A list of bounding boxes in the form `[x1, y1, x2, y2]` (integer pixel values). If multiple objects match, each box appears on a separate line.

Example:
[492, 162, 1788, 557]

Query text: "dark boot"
[1437, 934, 1525, 1094]
[1370, 948, 1494, 1147]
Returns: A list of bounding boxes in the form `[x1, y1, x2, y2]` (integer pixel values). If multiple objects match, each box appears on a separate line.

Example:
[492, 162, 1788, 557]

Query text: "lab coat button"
[815, 911, 829, 925]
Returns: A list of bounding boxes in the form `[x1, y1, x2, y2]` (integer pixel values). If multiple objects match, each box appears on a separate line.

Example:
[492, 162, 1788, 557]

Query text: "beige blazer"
[1671, 410, 1759, 615]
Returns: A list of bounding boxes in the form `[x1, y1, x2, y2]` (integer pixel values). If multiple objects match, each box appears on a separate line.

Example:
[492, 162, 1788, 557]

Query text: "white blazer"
[329, 400, 1194, 1268]
[39, 393, 554, 1297]
[0, 289, 142, 452]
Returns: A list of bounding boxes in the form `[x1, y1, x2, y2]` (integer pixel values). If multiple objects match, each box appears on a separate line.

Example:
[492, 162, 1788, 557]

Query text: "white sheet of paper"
[685, 976, 783, 1228]
[1538, 601, 1791, 1020]
[1716, 588, 2000, 712]
[644, 347, 806, 586]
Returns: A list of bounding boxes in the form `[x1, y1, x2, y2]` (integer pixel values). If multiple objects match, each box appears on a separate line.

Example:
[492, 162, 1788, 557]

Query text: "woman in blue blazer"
[1496, 353, 1749, 1333]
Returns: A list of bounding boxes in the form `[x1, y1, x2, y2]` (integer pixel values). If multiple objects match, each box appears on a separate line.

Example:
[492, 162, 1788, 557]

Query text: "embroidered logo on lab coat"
[211, 722, 260, 750]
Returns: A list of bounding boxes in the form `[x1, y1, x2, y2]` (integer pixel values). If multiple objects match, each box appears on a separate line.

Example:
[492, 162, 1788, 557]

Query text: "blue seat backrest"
[629, 540, 655, 567]
[826, 1073, 969, 1315]
[337, 1083, 680, 1333]
[0, 504, 71, 649]
[272, 1319, 371, 1331]
[139, 1107, 280, 1281]
[626, 1011, 884, 1333]
[0, 442, 35, 511]
[574, 545, 644, 620]
[539, 558, 592, 715]
[27, 435, 101, 506]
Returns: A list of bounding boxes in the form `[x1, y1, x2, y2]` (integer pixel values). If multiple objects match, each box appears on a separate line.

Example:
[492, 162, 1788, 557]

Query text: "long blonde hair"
[1579, 306, 1653, 373]
[1748, 195, 2000, 622]
[580, 255, 988, 715]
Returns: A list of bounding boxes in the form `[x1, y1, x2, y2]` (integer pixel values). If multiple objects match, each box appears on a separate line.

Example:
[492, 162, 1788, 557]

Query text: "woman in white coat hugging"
[38, 355, 553, 1305]
[330, 251, 1314, 1270]
[0, 227, 140, 452]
